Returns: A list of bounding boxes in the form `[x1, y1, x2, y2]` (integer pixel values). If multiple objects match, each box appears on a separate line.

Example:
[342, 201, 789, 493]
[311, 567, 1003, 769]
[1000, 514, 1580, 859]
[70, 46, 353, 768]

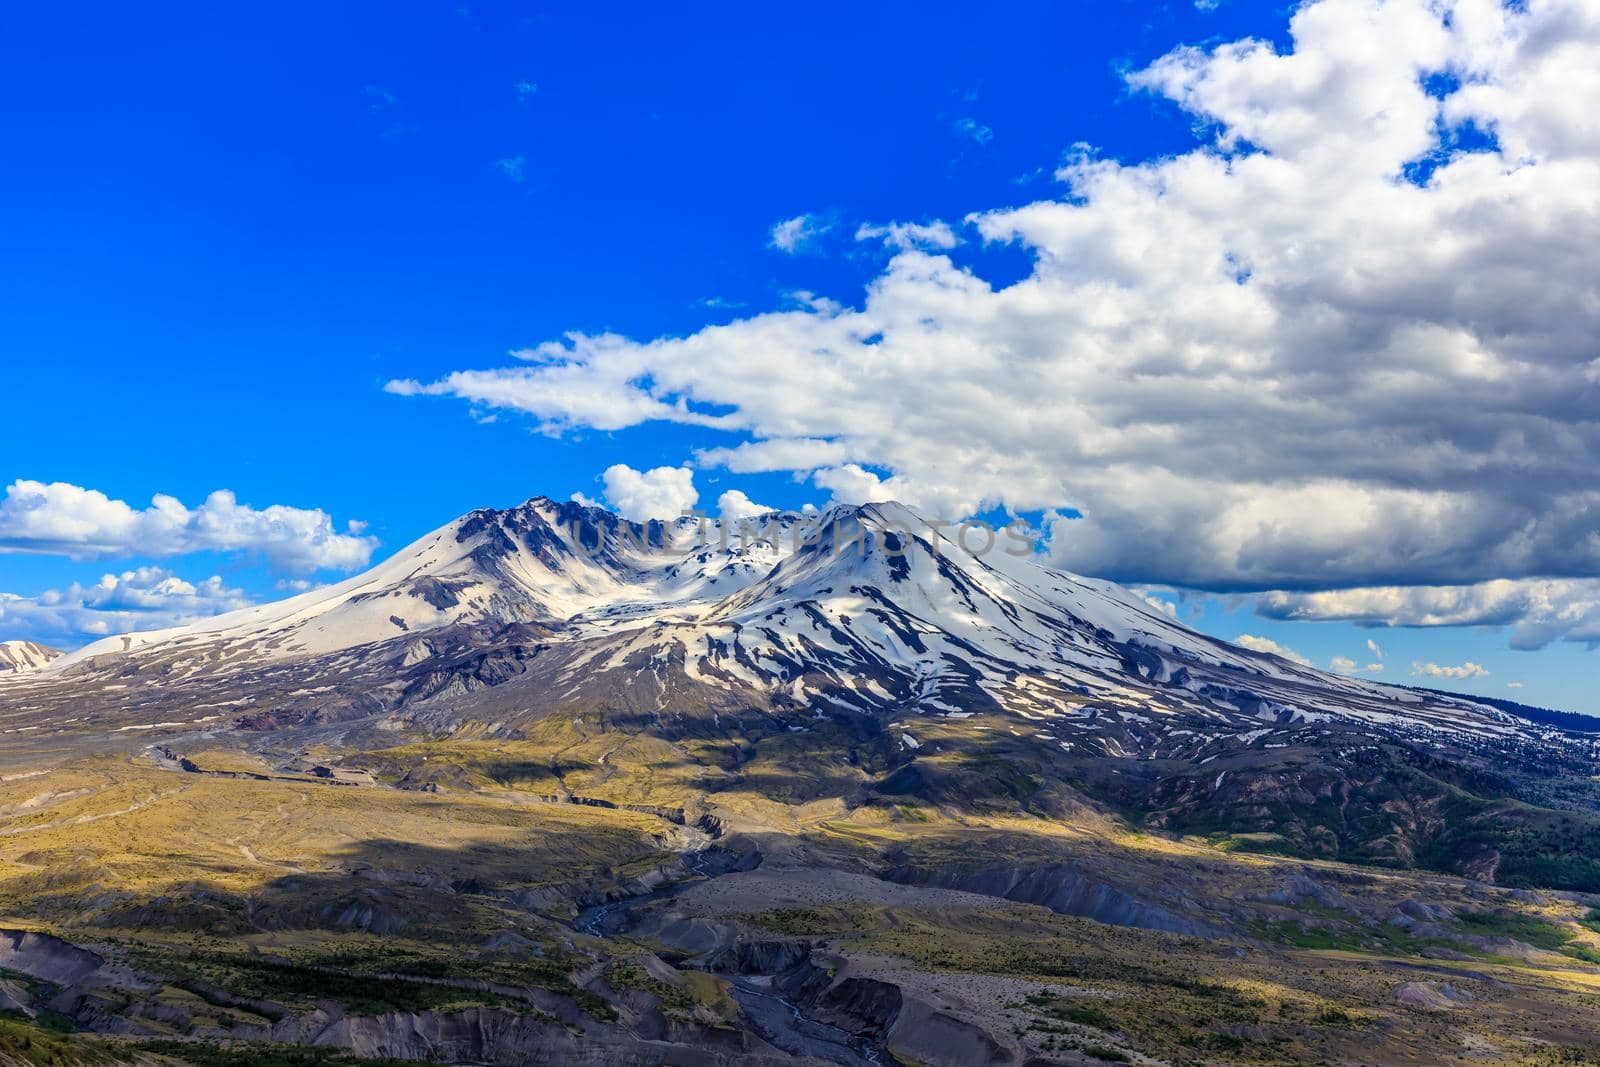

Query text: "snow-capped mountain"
[8, 492, 1596, 892]
[0, 640, 61, 676]
[0, 497, 1546, 757]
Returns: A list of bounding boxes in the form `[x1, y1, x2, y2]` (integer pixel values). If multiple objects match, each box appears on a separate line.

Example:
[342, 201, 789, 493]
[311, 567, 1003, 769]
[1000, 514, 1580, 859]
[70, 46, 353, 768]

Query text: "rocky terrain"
[2, 497, 1600, 1065]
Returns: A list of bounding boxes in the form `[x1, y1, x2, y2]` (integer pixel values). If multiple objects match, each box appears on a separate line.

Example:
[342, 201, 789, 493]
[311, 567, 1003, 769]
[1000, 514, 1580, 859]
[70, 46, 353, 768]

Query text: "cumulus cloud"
[1141, 592, 1180, 619]
[769, 214, 829, 253]
[855, 221, 960, 251]
[0, 480, 376, 575]
[388, 0, 1600, 633]
[1412, 660, 1490, 680]
[811, 464, 891, 505]
[592, 464, 698, 522]
[808, 464, 979, 516]
[1255, 579, 1600, 650]
[1234, 633, 1311, 666]
[1331, 654, 1383, 674]
[716, 489, 775, 522]
[0, 567, 252, 646]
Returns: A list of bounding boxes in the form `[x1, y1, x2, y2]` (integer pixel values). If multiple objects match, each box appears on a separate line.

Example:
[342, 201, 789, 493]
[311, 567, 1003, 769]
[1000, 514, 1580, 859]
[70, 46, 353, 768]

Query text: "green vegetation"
[743, 905, 876, 936]
[137, 1040, 420, 1066]
[1255, 917, 1446, 957]
[116, 937, 621, 1022]
[1457, 909, 1600, 963]
[1123, 740, 1600, 892]
[1417, 799, 1600, 891]
[844, 907, 1398, 1063]
[0, 1014, 118, 1066]
[604, 959, 692, 1015]
[300, 942, 580, 996]
[169, 956, 510, 1015]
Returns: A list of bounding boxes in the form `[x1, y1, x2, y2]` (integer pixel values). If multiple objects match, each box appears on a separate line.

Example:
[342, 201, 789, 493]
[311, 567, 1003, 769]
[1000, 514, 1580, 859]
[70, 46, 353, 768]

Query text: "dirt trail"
[0, 787, 183, 836]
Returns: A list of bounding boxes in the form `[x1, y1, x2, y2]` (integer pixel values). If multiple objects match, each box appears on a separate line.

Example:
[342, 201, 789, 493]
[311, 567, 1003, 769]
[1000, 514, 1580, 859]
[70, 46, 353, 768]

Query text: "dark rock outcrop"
[885, 863, 1217, 937]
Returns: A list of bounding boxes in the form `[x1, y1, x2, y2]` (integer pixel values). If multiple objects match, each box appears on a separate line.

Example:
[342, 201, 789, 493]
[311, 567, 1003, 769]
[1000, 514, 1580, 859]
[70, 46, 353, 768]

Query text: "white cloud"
[954, 117, 994, 145]
[1366, 638, 1384, 659]
[855, 221, 960, 251]
[1507, 681, 1525, 689]
[388, 0, 1600, 619]
[811, 464, 890, 505]
[0, 567, 252, 646]
[694, 438, 852, 474]
[498, 156, 526, 182]
[0, 480, 376, 575]
[808, 464, 977, 517]
[1141, 593, 1180, 619]
[1255, 578, 1600, 650]
[769, 213, 829, 253]
[716, 489, 774, 522]
[1234, 633, 1311, 666]
[1330, 654, 1383, 674]
[594, 464, 699, 522]
[1412, 660, 1490, 680]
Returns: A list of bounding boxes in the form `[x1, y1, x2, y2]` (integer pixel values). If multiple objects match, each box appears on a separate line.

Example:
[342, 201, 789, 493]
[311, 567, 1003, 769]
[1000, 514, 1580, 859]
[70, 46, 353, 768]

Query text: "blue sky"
[3, 1, 1597, 713]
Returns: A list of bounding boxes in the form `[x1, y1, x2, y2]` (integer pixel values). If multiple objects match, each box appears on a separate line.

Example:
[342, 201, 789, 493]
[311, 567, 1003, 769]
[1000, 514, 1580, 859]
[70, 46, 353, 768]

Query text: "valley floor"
[2, 720, 1600, 1066]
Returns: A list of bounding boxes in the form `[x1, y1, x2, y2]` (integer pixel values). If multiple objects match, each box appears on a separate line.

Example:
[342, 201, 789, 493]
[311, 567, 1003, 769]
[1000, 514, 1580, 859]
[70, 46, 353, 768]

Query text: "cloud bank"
[1413, 660, 1491, 680]
[0, 480, 377, 575]
[1256, 578, 1600, 650]
[0, 567, 253, 645]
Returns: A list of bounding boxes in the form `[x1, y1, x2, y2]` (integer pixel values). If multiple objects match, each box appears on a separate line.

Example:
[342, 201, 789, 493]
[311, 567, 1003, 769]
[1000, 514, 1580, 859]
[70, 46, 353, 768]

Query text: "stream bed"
[573, 847, 887, 1066]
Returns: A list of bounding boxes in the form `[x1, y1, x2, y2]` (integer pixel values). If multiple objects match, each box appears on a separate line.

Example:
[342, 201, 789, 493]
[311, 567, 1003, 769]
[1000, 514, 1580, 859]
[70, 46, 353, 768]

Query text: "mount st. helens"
[4, 497, 1597, 888]
[6, 497, 1600, 1065]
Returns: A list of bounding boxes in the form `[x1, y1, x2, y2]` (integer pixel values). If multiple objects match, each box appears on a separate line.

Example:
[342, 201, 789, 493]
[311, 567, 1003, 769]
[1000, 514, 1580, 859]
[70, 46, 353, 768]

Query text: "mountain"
[0, 639, 61, 675]
[11, 496, 1511, 732]
[7, 496, 1597, 884]
[6, 497, 1600, 1065]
